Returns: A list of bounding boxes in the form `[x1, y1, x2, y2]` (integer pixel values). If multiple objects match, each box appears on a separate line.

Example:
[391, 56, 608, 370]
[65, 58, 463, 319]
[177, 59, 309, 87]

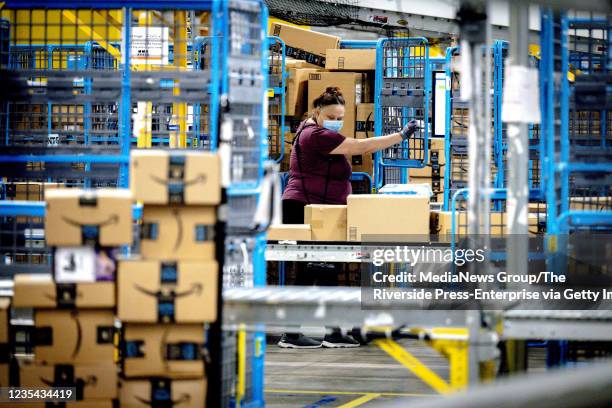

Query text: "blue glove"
[400, 120, 419, 140]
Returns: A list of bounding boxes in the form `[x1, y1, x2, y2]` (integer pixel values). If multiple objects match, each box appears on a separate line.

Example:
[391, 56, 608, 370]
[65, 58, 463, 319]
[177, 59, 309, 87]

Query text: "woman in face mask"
[278, 87, 418, 349]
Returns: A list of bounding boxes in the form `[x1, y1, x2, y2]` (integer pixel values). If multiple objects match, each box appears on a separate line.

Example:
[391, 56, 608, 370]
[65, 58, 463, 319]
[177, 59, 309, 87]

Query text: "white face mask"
[322, 120, 344, 133]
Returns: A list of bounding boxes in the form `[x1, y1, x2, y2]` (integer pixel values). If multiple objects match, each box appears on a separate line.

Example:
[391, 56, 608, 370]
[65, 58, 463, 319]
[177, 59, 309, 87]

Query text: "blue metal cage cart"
[374, 37, 431, 190]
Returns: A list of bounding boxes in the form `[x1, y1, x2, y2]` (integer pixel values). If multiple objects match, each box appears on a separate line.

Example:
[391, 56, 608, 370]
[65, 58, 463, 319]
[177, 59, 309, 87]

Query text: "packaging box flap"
[347, 194, 430, 241]
[122, 324, 204, 378]
[325, 49, 376, 71]
[118, 260, 218, 324]
[270, 23, 339, 65]
[304, 205, 347, 241]
[34, 309, 115, 364]
[140, 206, 216, 261]
[308, 72, 363, 138]
[18, 361, 117, 399]
[267, 224, 311, 241]
[13, 274, 115, 309]
[120, 378, 206, 408]
[45, 189, 133, 247]
[130, 150, 221, 205]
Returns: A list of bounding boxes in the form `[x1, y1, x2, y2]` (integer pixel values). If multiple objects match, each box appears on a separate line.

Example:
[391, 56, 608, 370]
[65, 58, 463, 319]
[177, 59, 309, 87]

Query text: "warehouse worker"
[278, 87, 418, 349]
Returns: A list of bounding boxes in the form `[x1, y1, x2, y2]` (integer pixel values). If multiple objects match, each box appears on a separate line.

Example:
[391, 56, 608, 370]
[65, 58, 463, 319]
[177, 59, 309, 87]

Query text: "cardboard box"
[352, 103, 375, 174]
[434, 211, 539, 236]
[270, 23, 339, 66]
[33, 309, 115, 364]
[308, 72, 363, 138]
[267, 224, 311, 241]
[130, 150, 221, 205]
[18, 361, 117, 399]
[304, 205, 346, 241]
[45, 189, 133, 247]
[118, 260, 218, 323]
[120, 378, 206, 408]
[347, 194, 430, 241]
[325, 49, 376, 71]
[140, 206, 215, 261]
[13, 275, 115, 309]
[409, 138, 446, 178]
[286, 68, 319, 117]
[122, 324, 204, 378]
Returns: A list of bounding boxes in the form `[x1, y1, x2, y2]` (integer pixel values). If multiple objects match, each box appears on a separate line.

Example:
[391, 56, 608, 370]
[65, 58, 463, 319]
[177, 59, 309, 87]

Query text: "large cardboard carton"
[285, 58, 320, 70]
[308, 72, 363, 138]
[304, 205, 346, 241]
[347, 194, 430, 241]
[270, 23, 339, 67]
[140, 206, 215, 261]
[130, 150, 221, 205]
[33, 310, 115, 364]
[18, 361, 118, 399]
[286, 68, 319, 117]
[120, 378, 206, 408]
[45, 189, 133, 247]
[122, 324, 205, 378]
[118, 260, 218, 324]
[409, 138, 446, 178]
[325, 49, 376, 71]
[352, 103, 375, 174]
[267, 224, 311, 241]
[13, 275, 115, 309]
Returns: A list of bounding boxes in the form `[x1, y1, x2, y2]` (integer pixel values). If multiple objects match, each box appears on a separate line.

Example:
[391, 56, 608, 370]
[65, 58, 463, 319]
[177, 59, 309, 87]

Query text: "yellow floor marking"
[338, 393, 381, 408]
[264, 389, 436, 397]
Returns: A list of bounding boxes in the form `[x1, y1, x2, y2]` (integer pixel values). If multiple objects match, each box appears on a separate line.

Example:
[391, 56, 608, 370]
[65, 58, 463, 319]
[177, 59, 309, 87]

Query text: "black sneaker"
[277, 333, 322, 349]
[322, 330, 360, 348]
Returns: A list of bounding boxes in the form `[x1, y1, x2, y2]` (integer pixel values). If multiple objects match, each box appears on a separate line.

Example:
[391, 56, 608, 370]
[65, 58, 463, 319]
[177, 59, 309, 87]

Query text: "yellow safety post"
[374, 338, 453, 394]
[236, 326, 247, 407]
[171, 10, 188, 148]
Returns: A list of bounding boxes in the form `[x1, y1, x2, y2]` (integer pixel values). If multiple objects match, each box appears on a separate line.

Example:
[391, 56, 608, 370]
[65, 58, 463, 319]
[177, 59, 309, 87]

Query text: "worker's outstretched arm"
[330, 120, 418, 156]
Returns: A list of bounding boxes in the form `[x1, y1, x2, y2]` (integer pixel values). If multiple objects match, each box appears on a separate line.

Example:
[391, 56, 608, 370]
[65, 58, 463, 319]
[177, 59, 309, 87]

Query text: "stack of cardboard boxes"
[11, 187, 134, 407]
[273, 23, 376, 176]
[268, 193, 431, 242]
[117, 150, 221, 406]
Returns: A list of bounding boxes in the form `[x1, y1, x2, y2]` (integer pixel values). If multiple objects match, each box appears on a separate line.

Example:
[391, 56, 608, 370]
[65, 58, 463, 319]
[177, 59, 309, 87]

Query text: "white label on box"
[502, 65, 541, 124]
[130, 26, 169, 65]
[54, 246, 96, 283]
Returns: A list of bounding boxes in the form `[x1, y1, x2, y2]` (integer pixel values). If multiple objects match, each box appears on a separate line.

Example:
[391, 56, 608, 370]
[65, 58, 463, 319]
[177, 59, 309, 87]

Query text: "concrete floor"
[264, 339, 444, 407]
[264, 339, 549, 407]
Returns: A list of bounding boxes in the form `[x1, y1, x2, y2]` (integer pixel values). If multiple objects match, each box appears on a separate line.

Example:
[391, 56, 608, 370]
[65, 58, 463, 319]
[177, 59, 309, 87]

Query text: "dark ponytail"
[312, 86, 345, 108]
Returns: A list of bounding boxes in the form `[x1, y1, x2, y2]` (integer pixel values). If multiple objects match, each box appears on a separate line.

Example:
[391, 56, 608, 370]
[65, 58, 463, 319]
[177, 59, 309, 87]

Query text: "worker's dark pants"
[282, 199, 339, 286]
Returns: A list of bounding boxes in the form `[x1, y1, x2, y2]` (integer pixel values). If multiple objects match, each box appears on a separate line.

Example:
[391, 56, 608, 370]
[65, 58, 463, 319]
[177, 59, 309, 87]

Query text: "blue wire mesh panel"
[376, 37, 430, 168]
[128, 9, 214, 150]
[0, 204, 50, 277]
[558, 17, 612, 227]
[443, 45, 500, 210]
[0, 8, 129, 187]
[382, 166, 403, 185]
[267, 36, 285, 163]
[350, 172, 372, 194]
